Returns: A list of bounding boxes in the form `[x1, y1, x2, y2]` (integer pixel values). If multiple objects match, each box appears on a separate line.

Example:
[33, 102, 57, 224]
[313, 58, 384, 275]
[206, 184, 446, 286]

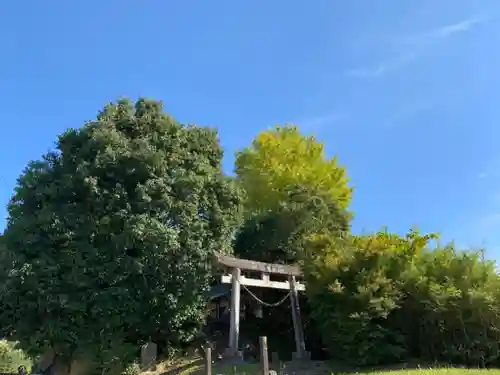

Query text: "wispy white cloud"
[295, 113, 340, 132]
[348, 16, 485, 78]
[384, 89, 463, 128]
[347, 52, 417, 78]
[480, 213, 500, 226]
[478, 158, 500, 180]
[446, 211, 500, 251]
[391, 17, 484, 47]
[384, 98, 439, 127]
[492, 191, 500, 205]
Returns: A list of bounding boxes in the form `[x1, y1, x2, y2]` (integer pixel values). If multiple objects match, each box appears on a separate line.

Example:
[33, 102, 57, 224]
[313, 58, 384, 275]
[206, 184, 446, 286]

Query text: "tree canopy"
[0, 98, 243, 373]
[235, 125, 352, 216]
[303, 230, 500, 366]
[2, 97, 500, 371]
[234, 185, 349, 264]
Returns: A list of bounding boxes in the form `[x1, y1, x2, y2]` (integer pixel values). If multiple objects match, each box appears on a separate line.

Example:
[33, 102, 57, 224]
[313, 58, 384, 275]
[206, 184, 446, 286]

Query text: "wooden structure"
[214, 253, 307, 359]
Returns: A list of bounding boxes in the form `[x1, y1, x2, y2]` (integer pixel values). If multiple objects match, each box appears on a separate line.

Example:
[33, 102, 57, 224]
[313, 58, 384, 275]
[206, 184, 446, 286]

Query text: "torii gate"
[213, 253, 307, 359]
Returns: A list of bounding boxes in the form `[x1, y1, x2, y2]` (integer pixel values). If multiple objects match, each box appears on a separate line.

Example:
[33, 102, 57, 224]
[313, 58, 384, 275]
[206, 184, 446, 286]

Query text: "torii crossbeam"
[213, 253, 307, 360]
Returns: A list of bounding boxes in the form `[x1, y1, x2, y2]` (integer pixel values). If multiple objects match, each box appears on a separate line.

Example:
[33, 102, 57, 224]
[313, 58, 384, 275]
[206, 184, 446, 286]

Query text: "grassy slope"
[145, 356, 500, 375]
[365, 371, 500, 375]
[194, 366, 500, 375]
[197, 367, 500, 375]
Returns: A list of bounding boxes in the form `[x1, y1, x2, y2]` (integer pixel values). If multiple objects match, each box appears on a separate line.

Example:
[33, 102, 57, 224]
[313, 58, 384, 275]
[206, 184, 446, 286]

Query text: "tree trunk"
[33, 349, 55, 374]
[50, 357, 70, 375]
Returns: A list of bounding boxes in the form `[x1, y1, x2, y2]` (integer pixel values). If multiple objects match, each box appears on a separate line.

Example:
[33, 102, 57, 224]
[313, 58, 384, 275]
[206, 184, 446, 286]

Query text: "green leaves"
[303, 230, 500, 367]
[0, 98, 243, 372]
[3, 97, 500, 371]
[235, 125, 352, 216]
[0, 340, 32, 373]
[234, 186, 349, 264]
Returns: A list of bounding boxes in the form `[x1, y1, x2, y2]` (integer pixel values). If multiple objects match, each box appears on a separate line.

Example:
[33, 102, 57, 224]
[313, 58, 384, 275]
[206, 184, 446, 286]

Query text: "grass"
[206, 368, 500, 374]
[146, 356, 500, 375]
[177, 367, 500, 375]
[361, 371, 500, 375]
[180, 361, 261, 375]
[143, 356, 264, 375]
[144, 352, 500, 375]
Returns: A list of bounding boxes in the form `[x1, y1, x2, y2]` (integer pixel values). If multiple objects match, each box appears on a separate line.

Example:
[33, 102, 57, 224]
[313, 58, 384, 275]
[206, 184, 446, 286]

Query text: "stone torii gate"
[213, 253, 307, 360]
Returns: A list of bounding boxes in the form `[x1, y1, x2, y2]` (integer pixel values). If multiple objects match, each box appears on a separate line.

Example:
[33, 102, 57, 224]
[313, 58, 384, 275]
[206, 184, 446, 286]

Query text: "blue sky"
[1, 1, 500, 257]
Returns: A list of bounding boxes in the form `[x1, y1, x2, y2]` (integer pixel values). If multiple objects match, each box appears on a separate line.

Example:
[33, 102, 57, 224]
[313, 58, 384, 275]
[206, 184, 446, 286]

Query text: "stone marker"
[140, 342, 157, 371]
[271, 352, 279, 363]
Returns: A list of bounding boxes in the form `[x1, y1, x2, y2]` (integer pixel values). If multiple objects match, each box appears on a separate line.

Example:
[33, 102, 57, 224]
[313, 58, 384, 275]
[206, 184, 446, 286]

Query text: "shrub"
[0, 98, 244, 373]
[0, 341, 32, 373]
[304, 229, 500, 367]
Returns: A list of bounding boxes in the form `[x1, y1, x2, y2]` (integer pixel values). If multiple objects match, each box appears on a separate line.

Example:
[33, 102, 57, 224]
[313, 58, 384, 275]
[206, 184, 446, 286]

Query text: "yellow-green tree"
[235, 125, 353, 215]
[302, 228, 500, 367]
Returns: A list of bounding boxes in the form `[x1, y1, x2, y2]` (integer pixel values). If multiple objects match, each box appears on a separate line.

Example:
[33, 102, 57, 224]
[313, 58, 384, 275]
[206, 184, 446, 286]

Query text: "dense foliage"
[235, 125, 500, 367]
[234, 186, 350, 264]
[304, 230, 500, 367]
[2, 101, 500, 371]
[233, 186, 350, 358]
[235, 125, 352, 215]
[0, 341, 32, 373]
[0, 99, 243, 373]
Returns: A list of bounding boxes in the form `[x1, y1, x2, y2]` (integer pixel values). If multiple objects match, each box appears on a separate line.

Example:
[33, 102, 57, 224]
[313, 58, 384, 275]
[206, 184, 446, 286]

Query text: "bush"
[0, 341, 32, 373]
[304, 229, 500, 367]
[0, 98, 244, 373]
[120, 362, 141, 375]
[401, 246, 500, 366]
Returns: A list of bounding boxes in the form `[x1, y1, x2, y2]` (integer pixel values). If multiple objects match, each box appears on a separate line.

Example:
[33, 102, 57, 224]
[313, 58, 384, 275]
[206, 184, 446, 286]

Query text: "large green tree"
[0, 98, 243, 374]
[232, 186, 350, 357]
[235, 125, 352, 216]
[233, 127, 353, 356]
[234, 185, 349, 264]
[303, 229, 500, 367]
[0, 235, 15, 339]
